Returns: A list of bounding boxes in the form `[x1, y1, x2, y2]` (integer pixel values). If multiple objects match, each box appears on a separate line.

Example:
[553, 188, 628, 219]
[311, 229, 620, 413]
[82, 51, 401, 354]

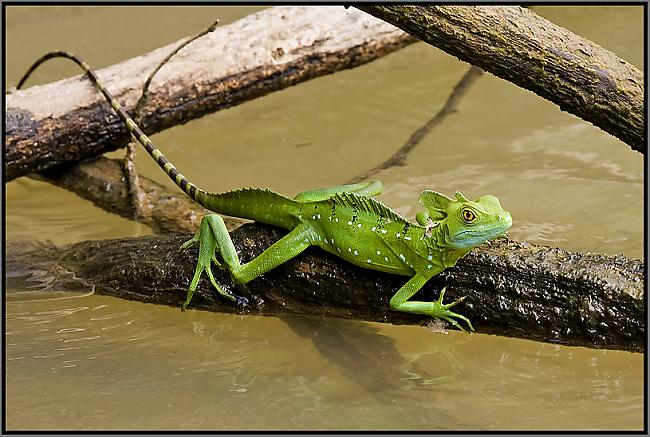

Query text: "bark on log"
[356, 5, 645, 153]
[7, 226, 644, 352]
[5, 6, 415, 182]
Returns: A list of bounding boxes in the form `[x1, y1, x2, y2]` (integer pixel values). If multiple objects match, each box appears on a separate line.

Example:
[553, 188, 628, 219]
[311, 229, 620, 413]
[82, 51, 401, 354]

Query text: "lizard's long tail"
[17, 51, 206, 204]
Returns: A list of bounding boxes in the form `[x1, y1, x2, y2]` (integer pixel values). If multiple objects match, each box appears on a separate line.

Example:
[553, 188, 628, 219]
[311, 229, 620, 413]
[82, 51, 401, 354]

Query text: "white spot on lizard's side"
[348, 248, 352, 252]
[335, 218, 339, 222]
[396, 233, 401, 238]
[353, 250, 358, 256]
[399, 254, 406, 261]
[347, 220, 353, 225]
[427, 264, 433, 269]
[357, 223, 361, 229]
[317, 214, 321, 219]
[404, 236, 411, 240]
[337, 247, 341, 252]
[366, 259, 372, 263]
[371, 227, 376, 231]
[376, 250, 381, 255]
[384, 256, 389, 262]
[380, 229, 387, 234]
[428, 255, 433, 260]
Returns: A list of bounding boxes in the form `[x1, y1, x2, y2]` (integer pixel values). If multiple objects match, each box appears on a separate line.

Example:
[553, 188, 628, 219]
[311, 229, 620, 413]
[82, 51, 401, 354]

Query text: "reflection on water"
[5, 5, 644, 431]
[5, 293, 643, 430]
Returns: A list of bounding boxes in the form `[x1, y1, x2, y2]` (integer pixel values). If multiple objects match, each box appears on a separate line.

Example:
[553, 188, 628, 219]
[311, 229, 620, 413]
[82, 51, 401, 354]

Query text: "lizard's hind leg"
[180, 214, 313, 310]
[293, 180, 383, 202]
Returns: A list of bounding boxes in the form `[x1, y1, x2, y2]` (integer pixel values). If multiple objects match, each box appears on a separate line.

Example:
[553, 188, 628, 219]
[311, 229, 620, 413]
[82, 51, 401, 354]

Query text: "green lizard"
[19, 52, 512, 331]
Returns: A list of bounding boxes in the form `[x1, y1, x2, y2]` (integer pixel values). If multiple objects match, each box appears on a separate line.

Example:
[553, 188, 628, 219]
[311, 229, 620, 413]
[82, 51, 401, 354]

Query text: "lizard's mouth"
[448, 211, 512, 250]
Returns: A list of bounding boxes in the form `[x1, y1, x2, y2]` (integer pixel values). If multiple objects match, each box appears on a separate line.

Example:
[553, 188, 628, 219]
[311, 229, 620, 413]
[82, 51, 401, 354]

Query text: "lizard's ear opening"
[454, 191, 469, 202]
[419, 190, 452, 220]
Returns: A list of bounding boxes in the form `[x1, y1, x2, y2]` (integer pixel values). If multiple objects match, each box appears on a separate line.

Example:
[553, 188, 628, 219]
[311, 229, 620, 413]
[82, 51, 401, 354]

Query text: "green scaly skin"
[21, 52, 513, 331]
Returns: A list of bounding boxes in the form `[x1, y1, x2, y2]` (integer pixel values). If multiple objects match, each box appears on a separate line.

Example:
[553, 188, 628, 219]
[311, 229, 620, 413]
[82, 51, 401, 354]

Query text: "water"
[5, 6, 645, 430]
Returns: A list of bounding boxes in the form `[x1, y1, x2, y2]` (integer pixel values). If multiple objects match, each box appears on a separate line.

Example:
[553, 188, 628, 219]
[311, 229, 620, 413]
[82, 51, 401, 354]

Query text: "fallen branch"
[7, 226, 643, 352]
[5, 6, 415, 181]
[356, 5, 644, 153]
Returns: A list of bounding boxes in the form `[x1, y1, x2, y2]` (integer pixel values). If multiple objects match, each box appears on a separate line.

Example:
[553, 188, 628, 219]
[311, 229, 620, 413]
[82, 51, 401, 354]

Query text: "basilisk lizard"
[20, 52, 512, 331]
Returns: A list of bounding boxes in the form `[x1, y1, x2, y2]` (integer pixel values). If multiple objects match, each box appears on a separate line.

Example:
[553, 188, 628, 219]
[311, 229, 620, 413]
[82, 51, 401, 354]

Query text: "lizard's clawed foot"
[179, 232, 199, 252]
[179, 226, 238, 311]
[430, 287, 475, 332]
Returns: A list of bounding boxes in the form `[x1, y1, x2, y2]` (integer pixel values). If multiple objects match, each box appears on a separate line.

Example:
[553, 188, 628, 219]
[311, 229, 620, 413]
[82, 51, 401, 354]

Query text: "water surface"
[5, 6, 644, 431]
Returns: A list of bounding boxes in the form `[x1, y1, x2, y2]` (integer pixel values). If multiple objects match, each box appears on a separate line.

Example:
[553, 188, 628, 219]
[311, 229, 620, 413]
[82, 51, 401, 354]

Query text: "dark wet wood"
[8, 226, 644, 352]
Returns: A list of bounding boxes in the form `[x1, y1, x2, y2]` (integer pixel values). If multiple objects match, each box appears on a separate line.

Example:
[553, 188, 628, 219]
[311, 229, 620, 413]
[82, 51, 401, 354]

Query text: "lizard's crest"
[420, 190, 512, 250]
[331, 192, 405, 223]
[418, 190, 463, 220]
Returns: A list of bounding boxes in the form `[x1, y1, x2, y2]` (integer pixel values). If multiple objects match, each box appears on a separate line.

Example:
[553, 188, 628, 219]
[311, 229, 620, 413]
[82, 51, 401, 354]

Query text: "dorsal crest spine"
[329, 192, 406, 223]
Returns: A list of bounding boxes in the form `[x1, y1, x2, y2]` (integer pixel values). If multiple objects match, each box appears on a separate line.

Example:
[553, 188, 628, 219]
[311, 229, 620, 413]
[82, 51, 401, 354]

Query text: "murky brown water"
[5, 6, 645, 431]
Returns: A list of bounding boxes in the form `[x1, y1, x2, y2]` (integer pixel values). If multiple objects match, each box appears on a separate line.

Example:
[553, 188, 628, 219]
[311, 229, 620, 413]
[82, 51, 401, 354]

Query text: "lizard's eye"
[461, 209, 477, 223]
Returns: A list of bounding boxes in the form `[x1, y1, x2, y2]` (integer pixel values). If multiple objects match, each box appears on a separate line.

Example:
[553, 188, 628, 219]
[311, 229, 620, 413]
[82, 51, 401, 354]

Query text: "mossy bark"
[356, 5, 644, 153]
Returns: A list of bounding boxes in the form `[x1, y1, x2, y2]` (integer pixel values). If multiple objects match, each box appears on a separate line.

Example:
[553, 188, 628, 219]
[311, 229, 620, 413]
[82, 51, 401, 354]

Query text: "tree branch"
[355, 5, 644, 153]
[5, 6, 415, 181]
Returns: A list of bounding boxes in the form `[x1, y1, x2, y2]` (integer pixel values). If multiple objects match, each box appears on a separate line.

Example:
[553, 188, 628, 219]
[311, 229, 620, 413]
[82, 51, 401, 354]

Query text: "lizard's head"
[419, 190, 512, 250]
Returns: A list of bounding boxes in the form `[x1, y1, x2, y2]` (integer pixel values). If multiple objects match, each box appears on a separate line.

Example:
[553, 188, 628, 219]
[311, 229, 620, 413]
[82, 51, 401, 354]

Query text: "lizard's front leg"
[390, 274, 474, 331]
[180, 214, 313, 310]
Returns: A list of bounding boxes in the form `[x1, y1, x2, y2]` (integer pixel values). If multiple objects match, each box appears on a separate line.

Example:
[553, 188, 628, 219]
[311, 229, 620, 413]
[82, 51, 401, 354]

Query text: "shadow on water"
[280, 314, 471, 427]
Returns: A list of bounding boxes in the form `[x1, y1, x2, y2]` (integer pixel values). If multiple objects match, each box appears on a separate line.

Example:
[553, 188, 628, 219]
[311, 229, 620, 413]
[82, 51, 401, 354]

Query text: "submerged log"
[5, 6, 415, 182]
[7, 225, 644, 352]
[37, 157, 245, 233]
[356, 5, 644, 153]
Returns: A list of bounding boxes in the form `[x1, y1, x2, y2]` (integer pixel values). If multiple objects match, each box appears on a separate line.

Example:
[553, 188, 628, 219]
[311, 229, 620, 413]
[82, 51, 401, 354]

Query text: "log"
[5, 6, 415, 182]
[356, 5, 644, 153]
[7, 226, 644, 352]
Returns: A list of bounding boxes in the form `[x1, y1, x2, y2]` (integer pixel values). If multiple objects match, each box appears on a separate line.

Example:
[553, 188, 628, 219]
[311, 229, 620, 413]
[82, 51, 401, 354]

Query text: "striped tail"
[17, 51, 206, 205]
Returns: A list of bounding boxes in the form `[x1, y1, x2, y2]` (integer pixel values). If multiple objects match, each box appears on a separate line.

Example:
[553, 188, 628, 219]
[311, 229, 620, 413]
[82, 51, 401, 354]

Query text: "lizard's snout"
[497, 211, 513, 229]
